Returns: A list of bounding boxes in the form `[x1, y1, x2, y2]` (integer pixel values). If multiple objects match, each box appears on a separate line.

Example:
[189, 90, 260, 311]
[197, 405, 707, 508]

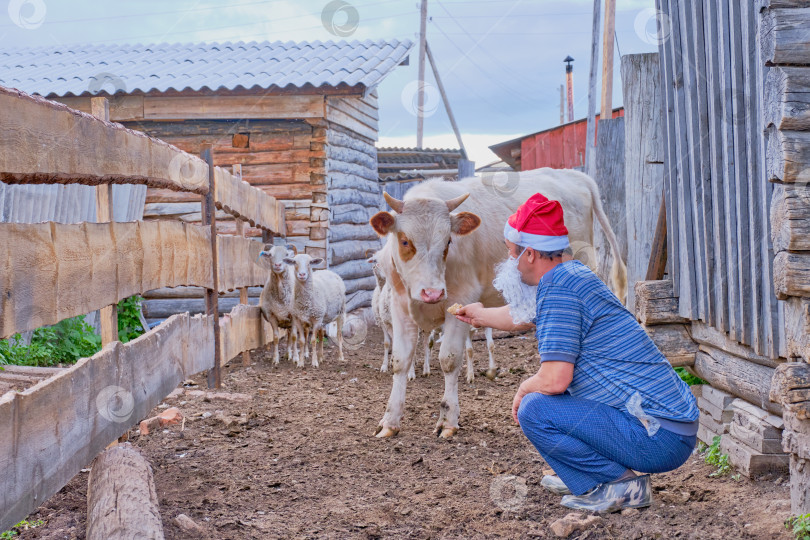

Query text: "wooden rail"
[0, 88, 282, 530]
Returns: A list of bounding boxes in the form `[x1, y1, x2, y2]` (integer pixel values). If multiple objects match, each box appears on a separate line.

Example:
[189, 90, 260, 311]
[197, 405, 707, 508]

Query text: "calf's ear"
[451, 211, 481, 236]
[310, 257, 324, 266]
[370, 211, 396, 236]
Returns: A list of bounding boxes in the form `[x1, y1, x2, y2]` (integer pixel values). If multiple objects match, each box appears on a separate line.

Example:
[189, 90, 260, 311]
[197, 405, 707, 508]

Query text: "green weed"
[786, 513, 810, 540]
[702, 435, 732, 477]
[674, 366, 706, 386]
[0, 296, 146, 366]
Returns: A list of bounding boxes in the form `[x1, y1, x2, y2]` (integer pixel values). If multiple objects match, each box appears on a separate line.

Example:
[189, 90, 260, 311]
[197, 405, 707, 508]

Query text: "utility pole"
[600, 0, 616, 120]
[585, 0, 601, 176]
[416, 0, 428, 148]
[564, 56, 575, 122]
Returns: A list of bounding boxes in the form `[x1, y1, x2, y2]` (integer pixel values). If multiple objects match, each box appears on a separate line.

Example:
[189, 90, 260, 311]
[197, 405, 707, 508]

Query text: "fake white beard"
[492, 252, 538, 325]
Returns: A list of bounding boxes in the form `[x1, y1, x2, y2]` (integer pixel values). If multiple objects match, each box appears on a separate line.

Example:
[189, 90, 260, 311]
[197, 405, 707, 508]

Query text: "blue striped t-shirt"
[534, 260, 698, 432]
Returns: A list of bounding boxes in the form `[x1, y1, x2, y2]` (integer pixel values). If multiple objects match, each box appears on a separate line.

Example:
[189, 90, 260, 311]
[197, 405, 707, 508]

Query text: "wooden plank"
[656, 0, 680, 292]
[213, 166, 285, 234]
[691, 322, 782, 368]
[766, 129, 810, 183]
[703, 0, 730, 333]
[717, 0, 742, 341]
[325, 104, 377, 142]
[216, 235, 268, 292]
[143, 94, 324, 120]
[593, 117, 627, 295]
[621, 53, 666, 306]
[667, 0, 699, 319]
[0, 86, 208, 193]
[720, 435, 789, 478]
[686, 0, 715, 326]
[218, 304, 273, 367]
[56, 95, 145, 122]
[692, 348, 781, 415]
[0, 313, 214, 533]
[201, 146, 221, 389]
[643, 323, 697, 366]
[0, 221, 213, 339]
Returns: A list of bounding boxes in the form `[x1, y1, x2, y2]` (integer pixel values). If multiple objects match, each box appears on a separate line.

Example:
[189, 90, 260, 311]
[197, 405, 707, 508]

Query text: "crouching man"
[454, 193, 698, 513]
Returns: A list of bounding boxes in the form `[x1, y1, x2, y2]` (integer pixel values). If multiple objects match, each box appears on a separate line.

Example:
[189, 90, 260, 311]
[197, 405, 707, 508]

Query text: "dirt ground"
[20, 327, 793, 539]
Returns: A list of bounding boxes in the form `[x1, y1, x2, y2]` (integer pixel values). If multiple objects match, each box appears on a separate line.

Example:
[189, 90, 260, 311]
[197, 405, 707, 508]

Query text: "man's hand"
[454, 302, 486, 328]
[512, 385, 528, 424]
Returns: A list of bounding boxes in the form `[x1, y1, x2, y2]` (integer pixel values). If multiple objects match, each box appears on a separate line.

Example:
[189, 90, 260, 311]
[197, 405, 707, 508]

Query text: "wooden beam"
[143, 94, 325, 120]
[634, 280, 688, 325]
[0, 86, 208, 193]
[425, 42, 466, 156]
[599, 0, 616, 119]
[643, 324, 697, 366]
[584, 0, 601, 176]
[86, 444, 164, 540]
[91, 97, 119, 347]
[0, 221, 214, 339]
[201, 146, 222, 389]
[213, 166, 285, 234]
[0, 313, 214, 533]
[692, 348, 781, 415]
[417, 0, 428, 148]
[233, 164, 251, 367]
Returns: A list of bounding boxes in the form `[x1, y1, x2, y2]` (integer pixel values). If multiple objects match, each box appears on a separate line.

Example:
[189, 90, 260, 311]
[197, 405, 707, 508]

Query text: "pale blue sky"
[1, 0, 659, 164]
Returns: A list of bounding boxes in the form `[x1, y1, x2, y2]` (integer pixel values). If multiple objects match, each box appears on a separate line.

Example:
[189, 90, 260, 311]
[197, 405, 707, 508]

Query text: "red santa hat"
[503, 193, 570, 251]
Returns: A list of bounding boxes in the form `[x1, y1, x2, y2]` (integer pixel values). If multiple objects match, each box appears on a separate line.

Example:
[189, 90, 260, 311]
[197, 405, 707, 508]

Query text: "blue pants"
[517, 393, 696, 495]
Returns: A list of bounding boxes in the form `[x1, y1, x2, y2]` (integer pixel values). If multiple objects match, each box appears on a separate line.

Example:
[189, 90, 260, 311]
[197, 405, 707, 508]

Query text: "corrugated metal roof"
[0, 39, 413, 98]
[377, 147, 462, 180]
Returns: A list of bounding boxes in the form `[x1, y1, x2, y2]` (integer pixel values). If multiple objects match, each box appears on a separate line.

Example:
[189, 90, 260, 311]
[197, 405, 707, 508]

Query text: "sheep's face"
[367, 255, 386, 287]
[284, 253, 325, 283]
[258, 245, 295, 274]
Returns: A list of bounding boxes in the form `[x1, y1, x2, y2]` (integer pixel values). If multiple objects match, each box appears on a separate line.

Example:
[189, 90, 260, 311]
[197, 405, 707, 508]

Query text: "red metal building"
[490, 108, 624, 171]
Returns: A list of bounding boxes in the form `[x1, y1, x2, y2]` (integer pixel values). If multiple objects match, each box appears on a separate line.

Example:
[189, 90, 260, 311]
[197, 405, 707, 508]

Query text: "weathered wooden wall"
[654, 0, 781, 358]
[621, 53, 666, 309]
[759, 0, 810, 515]
[325, 91, 383, 312]
[593, 117, 627, 297]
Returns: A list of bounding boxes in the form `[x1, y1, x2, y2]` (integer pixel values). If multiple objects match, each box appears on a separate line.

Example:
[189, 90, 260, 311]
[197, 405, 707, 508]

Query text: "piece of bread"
[447, 303, 463, 315]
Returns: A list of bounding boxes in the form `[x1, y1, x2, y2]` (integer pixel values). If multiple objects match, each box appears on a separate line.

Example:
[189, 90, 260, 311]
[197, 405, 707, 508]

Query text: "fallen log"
[86, 443, 164, 540]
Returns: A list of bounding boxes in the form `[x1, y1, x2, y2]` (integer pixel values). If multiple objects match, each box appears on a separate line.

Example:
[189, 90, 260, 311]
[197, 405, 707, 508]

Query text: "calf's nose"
[420, 288, 445, 303]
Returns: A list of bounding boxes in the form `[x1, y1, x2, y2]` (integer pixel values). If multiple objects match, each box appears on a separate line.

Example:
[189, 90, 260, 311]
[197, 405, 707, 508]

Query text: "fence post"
[90, 97, 118, 346]
[201, 145, 221, 389]
[232, 164, 251, 367]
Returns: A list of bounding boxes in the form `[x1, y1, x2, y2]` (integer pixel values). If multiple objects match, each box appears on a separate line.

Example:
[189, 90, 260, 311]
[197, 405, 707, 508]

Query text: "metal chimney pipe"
[564, 56, 575, 122]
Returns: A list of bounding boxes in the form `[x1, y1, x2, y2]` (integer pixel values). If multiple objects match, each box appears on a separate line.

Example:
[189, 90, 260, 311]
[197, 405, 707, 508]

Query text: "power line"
[64, 11, 412, 45]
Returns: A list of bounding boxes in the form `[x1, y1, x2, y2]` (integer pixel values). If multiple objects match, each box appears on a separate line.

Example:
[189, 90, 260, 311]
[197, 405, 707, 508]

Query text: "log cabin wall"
[324, 90, 383, 312]
[117, 117, 322, 322]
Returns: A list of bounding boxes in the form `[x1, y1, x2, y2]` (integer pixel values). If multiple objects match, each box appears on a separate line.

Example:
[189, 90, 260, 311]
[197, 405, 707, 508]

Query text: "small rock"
[476, 389, 486, 396]
[174, 513, 207, 536]
[621, 508, 640, 517]
[139, 407, 184, 436]
[550, 513, 602, 538]
[201, 411, 212, 419]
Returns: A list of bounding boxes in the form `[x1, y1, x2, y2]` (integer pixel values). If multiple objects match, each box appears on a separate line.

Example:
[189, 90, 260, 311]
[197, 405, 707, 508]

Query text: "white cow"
[369, 168, 626, 438]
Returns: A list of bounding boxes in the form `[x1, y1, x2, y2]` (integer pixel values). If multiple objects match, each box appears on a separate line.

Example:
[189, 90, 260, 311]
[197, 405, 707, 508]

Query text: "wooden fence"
[0, 86, 285, 531]
[654, 0, 781, 359]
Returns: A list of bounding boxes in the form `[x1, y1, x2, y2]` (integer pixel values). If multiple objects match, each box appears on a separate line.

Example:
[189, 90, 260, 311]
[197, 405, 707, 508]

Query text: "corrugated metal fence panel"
[0, 184, 146, 223]
[655, 0, 781, 358]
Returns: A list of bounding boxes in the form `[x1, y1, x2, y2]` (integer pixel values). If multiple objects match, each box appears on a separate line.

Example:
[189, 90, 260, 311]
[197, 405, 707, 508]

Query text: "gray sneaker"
[560, 474, 652, 513]
[540, 475, 572, 495]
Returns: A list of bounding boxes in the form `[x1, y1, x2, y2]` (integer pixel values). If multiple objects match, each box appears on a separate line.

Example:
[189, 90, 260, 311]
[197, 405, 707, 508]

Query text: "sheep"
[368, 249, 394, 372]
[257, 244, 299, 364]
[284, 253, 346, 367]
[464, 327, 497, 383]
